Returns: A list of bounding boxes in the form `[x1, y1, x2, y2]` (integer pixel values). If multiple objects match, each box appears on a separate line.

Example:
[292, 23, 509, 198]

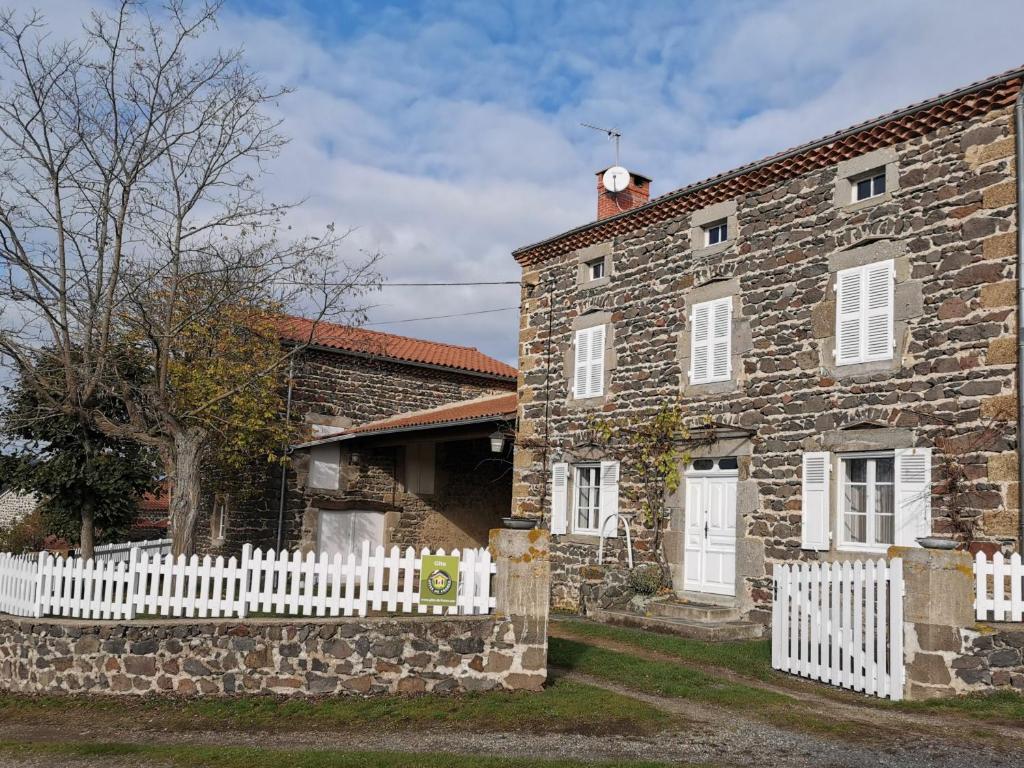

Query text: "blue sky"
[22, 1, 1024, 365]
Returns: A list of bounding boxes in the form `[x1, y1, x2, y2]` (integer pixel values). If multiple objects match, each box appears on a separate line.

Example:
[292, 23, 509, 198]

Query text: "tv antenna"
[581, 122, 622, 166]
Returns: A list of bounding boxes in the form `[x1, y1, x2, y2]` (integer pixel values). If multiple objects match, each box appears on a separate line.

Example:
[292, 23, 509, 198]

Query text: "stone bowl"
[501, 517, 538, 530]
[916, 536, 958, 550]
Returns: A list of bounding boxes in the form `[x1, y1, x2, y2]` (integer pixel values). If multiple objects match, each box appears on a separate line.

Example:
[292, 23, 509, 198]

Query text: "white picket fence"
[975, 551, 1024, 622]
[0, 542, 495, 621]
[772, 558, 904, 700]
[75, 538, 171, 563]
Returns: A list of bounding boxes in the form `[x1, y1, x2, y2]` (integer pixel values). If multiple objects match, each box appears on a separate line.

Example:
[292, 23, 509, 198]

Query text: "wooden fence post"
[239, 543, 251, 619]
[125, 547, 139, 620]
[32, 551, 46, 619]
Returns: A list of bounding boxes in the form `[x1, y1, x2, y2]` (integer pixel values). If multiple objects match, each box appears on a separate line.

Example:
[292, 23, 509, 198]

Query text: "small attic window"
[853, 170, 886, 202]
[704, 219, 729, 247]
[587, 258, 606, 281]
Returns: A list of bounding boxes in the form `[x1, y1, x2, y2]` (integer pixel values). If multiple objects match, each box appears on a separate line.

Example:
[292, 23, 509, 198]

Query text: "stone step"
[590, 607, 765, 642]
[645, 598, 740, 623]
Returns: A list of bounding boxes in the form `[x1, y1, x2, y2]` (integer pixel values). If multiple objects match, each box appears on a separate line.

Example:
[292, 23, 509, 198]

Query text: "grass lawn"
[0, 678, 672, 737]
[0, 742, 684, 768]
[552, 619, 775, 680]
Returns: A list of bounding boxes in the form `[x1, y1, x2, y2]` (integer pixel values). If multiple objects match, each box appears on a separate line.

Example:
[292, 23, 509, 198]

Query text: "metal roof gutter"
[1015, 84, 1024, 552]
[292, 413, 516, 450]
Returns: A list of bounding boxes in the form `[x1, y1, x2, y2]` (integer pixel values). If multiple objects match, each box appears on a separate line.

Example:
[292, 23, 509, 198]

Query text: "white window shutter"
[711, 298, 732, 381]
[864, 261, 894, 361]
[598, 460, 620, 538]
[573, 329, 589, 398]
[835, 268, 863, 365]
[550, 462, 569, 535]
[589, 325, 606, 397]
[894, 448, 931, 547]
[690, 303, 711, 383]
[801, 452, 831, 551]
[309, 444, 341, 490]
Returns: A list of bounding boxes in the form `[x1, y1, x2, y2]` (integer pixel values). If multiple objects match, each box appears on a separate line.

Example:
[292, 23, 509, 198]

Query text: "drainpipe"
[276, 357, 296, 551]
[1016, 85, 1024, 551]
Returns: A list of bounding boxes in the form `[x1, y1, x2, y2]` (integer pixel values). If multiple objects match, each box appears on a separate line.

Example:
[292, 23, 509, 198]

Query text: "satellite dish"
[602, 166, 631, 193]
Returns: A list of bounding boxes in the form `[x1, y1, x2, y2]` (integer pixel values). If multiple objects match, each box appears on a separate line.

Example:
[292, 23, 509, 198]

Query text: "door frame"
[683, 458, 739, 597]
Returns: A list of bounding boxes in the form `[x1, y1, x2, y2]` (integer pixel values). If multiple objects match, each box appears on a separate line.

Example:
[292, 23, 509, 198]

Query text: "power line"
[365, 305, 520, 326]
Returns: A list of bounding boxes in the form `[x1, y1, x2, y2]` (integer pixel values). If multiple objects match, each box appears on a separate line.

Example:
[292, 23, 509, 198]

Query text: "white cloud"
[7, 0, 1024, 366]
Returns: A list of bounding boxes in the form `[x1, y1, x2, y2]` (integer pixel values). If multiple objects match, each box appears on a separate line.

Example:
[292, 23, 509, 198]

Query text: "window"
[834, 260, 894, 366]
[573, 465, 602, 533]
[211, 494, 229, 542]
[704, 219, 729, 246]
[587, 258, 606, 281]
[308, 443, 341, 490]
[840, 454, 895, 551]
[573, 325, 606, 398]
[689, 297, 732, 384]
[853, 170, 886, 202]
[801, 448, 932, 553]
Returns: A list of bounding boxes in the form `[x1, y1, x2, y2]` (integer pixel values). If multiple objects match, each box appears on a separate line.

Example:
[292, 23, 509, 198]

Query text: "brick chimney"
[596, 168, 651, 220]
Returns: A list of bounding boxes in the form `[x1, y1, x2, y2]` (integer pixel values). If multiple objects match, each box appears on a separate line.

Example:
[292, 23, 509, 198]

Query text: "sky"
[12, 0, 1024, 366]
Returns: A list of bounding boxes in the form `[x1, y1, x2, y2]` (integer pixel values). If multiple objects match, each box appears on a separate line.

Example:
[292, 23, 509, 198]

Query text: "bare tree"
[0, 1, 380, 555]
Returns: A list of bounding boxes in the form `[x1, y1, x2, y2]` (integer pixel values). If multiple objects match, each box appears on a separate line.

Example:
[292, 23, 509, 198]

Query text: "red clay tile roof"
[138, 492, 168, 514]
[322, 392, 517, 440]
[513, 67, 1024, 267]
[276, 315, 517, 380]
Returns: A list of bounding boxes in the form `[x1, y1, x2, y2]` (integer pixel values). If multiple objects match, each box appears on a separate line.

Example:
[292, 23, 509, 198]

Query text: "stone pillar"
[489, 528, 550, 689]
[898, 546, 975, 700]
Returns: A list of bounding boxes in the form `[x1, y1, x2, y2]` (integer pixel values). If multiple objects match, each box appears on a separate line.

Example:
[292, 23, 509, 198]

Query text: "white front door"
[683, 460, 738, 596]
[318, 510, 385, 560]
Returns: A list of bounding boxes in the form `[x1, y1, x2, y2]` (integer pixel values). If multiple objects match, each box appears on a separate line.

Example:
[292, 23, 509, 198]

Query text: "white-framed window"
[834, 259, 894, 366]
[689, 297, 732, 384]
[573, 325, 606, 398]
[211, 494, 229, 542]
[839, 453, 894, 552]
[703, 219, 729, 246]
[573, 464, 602, 534]
[800, 447, 932, 553]
[308, 443, 341, 490]
[549, 460, 620, 538]
[852, 170, 886, 202]
[587, 258, 606, 281]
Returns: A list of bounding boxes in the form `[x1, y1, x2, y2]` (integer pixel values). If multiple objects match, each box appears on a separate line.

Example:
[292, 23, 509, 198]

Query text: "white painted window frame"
[837, 451, 896, 554]
[572, 464, 602, 534]
[703, 219, 729, 247]
[851, 168, 887, 202]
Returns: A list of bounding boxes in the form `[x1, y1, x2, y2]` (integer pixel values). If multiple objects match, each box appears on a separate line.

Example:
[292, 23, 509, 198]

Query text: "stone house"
[195, 316, 517, 558]
[511, 67, 1024, 625]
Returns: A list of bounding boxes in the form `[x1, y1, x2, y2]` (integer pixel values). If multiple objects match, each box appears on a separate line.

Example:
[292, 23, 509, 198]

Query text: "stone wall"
[0, 615, 544, 696]
[953, 625, 1024, 692]
[0, 529, 551, 698]
[197, 347, 514, 554]
[514, 99, 1021, 617]
[293, 436, 512, 553]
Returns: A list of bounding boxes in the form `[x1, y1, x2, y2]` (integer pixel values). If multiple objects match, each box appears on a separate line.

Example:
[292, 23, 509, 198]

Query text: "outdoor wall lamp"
[489, 430, 507, 453]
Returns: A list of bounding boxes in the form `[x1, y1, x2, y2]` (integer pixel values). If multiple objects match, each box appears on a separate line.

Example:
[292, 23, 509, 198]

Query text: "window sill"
[578, 276, 611, 290]
[558, 533, 602, 545]
[692, 241, 733, 259]
[839, 192, 892, 213]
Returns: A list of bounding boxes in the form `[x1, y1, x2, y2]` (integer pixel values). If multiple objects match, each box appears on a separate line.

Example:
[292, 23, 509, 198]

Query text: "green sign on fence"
[418, 554, 460, 607]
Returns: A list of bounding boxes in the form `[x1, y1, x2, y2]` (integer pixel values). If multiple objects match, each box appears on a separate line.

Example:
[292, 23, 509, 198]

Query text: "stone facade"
[196, 346, 515, 555]
[0, 615, 544, 696]
[953, 626, 1024, 692]
[514, 97, 1021, 619]
[291, 435, 513, 553]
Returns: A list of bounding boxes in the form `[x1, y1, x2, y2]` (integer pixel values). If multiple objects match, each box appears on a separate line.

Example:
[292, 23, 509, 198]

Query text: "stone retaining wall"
[0, 615, 545, 696]
[953, 625, 1024, 692]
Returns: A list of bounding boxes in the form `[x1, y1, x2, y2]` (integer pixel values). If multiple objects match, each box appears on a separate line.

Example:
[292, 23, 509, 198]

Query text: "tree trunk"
[79, 502, 95, 560]
[168, 426, 207, 557]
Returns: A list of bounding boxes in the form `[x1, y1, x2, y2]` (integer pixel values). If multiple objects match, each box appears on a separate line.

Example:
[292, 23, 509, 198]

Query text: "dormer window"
[587, 258, 605, 281]
[853, 170, 886, 202]
[704, 220, 728, 247]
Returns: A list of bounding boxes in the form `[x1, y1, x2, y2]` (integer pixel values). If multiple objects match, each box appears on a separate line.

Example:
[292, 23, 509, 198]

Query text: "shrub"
[628, 564, 663, 595]
[0, 510, 49, 554]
